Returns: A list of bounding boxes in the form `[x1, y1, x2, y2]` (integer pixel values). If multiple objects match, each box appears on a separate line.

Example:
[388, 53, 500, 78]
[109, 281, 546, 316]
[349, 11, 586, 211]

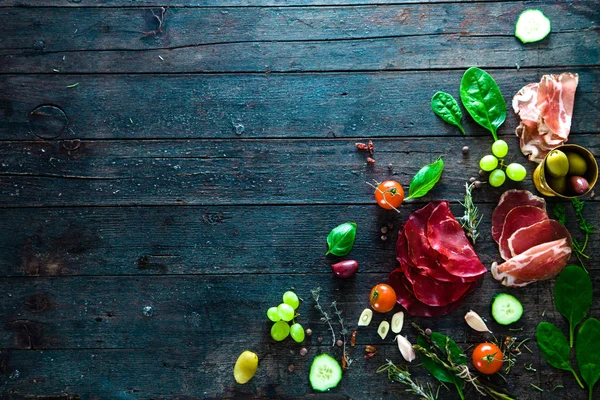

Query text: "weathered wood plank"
[0, 273, 595, 398]
[1, 1, 595, 55]
[1, 202, 597, 277]
[0, 135, 599, 207]
[1, 68, 599, 141]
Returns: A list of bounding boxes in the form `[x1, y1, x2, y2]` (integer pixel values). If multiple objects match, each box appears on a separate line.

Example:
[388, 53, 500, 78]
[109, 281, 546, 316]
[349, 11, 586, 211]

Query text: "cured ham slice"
[498, 206, 548, 260]
[404, 266, 472, 307]
[508, 219, 572, 257]
[513, 72, 579, 162]
[491, 190, 546, 243]
[427, 202, 487, 279]
[491, 238, 571, 287]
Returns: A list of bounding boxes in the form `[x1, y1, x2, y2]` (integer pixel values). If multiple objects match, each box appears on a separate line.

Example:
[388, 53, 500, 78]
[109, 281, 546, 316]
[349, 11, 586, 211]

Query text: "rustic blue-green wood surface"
[0, 0, 599, 399]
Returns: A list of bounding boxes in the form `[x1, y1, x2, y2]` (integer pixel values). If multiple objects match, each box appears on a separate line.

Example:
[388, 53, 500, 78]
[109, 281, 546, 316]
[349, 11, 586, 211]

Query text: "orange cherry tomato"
[370, 283, 396, 313]
[374, 180, 404, 210]
[472, 343, 504, 375]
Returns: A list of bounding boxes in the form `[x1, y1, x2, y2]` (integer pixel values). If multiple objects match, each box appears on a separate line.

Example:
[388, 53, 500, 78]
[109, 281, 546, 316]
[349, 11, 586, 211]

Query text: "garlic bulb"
[464, 310, 492, 333]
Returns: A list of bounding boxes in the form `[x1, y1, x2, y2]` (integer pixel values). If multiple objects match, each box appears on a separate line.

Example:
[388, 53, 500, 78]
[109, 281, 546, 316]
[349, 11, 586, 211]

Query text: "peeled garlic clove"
[395, 335, 415, 362]
[464, 310, 492, 333]
[357, 308, 373, 326]
[377, 321, 390, 340]
[391, 311, 404, 333]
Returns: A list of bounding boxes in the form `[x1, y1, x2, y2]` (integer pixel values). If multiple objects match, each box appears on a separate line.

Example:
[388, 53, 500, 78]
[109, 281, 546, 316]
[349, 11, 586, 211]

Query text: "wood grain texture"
[1, 68, 599, 141]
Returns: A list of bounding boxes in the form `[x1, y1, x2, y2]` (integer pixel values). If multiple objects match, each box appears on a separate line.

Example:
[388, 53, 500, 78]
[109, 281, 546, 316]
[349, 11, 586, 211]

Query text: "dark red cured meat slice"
[498, 206, 548, 260]
[491, 190, 546, 243]
[427, 202, 487, 279]
[508, 219, 572, 257]
[404, 267, 472, 307]
[389, 267, 477, 317]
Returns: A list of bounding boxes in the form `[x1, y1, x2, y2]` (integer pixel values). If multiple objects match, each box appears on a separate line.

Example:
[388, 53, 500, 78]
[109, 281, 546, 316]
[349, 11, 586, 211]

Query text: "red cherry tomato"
[370, 284, 396, 313]
[374, 180, 404, 210]
[472, 343, 504, 375]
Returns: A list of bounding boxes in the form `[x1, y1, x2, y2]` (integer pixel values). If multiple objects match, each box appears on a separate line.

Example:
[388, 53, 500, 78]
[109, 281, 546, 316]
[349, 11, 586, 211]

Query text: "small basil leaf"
[417, 334, 465, 398]
[326, 222, 357, 256]
[417, 336, 461, 384]
[536, 322, 573, 371]
[460, 67, 506, 141]
[406, 158, 444, 200]
[576, 318, 600, 397]
[431, 91, 466, 135]
[554, 265, 592, 347]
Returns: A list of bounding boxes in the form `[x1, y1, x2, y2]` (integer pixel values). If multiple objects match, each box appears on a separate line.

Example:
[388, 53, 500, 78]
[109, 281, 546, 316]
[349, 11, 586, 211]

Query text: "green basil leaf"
[536, 322, 573, 371]
[430, 332, 467, 365]
[576, 318, 600, 397]
[326, 222, 357, 256]
[459, 67, 506, 141]
[554, 265, 593, 347]
[406, 158, 444, 200]
[431, 91, 466, 135]
[417, 334, 465, 398]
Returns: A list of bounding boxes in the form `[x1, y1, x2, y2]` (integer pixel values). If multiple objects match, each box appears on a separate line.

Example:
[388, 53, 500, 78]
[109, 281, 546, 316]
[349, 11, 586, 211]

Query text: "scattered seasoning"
[355, 142, 368, 151]
[508, 326, 524, 331]
[367, 140, 374, 155]
[341, 354, 348, 370]
[336, 339, 343, 347]
[380, 226, 389, 234]
[387, 222, 394, 230]
[541, 310, 546, 317]
[300, 348, 308, 356]
[388, 163, 393, 171]
[478, 169, 486, 177]
[474, 180, 482, 189]
[524, 364, 536, 372]
[469, 177, 476, 183]
[318, 336, 323, 343]
[381, 235, 388, 241]
[365, 345, 378, 358]
[366, 157, 376, 165]
[425, 328, 432, 336]
[305, 328, 312, 336]
[351, 331, 357, 347]
[462, 146, 469, 154]
[66, 83, 79, 88]
[53, 69, 59, 73]
[129, 118, 134, 124]
[552, 385, 564, 391]
[288, 364, 295, 373]
[158, 55, 164, 60]
[530, 383, 543, 392]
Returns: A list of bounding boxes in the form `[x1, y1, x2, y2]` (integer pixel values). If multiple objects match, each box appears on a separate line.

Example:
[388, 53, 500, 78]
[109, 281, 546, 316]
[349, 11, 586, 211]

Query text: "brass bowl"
[533, 144, 598, 198]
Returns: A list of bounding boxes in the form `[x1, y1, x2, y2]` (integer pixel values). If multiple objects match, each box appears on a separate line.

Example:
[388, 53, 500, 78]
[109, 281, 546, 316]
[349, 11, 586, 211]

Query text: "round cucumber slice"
[491, 293, 524, 325]
[309, 354, 342, 392]
[515, 9, 551, 43]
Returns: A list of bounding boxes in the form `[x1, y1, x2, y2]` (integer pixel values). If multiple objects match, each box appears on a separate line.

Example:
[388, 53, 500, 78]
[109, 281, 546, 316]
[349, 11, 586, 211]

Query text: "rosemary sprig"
[311, 287, 336, 346]
[459, 183, 481, 244]
[377, 360, 438, 400]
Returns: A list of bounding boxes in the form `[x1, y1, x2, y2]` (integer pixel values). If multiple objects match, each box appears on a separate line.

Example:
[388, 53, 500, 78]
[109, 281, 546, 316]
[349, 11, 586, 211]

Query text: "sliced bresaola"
[508, 219, 572, 257]
[427, 202, 487, 280]
[491, 238, 571, 287]
[491, 190, 546, 243]
[404, 266, 473, 307]
[498, 205, 548, 260]
[389, 267, 477, 317]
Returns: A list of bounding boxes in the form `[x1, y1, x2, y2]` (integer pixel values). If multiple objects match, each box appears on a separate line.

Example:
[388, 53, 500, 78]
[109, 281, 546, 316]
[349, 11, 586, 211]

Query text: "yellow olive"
[545, 149, 569, 178]
[548, 176, 567, 195]
[566, 152, 588, 176]
[234, 350, 259, 384]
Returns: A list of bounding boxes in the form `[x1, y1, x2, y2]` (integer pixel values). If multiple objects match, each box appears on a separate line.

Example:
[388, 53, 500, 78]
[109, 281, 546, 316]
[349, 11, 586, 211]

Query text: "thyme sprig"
[311, 287, 336, 346]
[377, 360, 438, 400]
[332, 301, 352, 368]
[553, 199, 594, 272]
[459, 182, 481, 244]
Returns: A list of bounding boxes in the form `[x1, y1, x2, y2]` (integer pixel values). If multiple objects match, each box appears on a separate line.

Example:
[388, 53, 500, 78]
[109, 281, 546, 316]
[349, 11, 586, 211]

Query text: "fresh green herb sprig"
[311, 287, 336, 346]
[553, 199, 594, 271]
[377, 360, 438, 400]
[325, 222, 357, 256]
[459, 182, 481, 244]
[406, 158, 445, 201]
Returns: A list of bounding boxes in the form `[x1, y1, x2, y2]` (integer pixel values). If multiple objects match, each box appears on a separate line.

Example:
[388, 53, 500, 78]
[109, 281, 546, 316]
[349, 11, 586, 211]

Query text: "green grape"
[489, 169, 506, 187]
[479, 155, 498, 172]
[290, 323, 305, 343]
[491, 140, 509, 158]
[282, 291, 300, 310]
[271, 321, 290, 341]
[506, 163, 527, 182]
[267, 306, 280, 322]
[277, 303, 295, 322]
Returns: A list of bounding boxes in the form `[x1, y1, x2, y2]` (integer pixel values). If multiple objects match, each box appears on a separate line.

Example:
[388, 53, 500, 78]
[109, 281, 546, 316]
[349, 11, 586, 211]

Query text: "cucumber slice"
[309, 354, 342, 392]
[515, 9, 551, 43]
[491, 293, 524, 325]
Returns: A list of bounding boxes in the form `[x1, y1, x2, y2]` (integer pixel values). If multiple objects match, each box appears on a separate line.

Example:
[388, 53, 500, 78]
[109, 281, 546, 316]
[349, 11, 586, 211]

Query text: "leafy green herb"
[554, 200, 594, 271]
[459, 67, 506, 141]
[553, 203, 567, 225]
[66, 83, 79, 88]
[576, 318, 600, 400]
[530, 383, 544, 392]
[459, 182, 481, 244]
[431, 91, 466, 135]
[377, 360, 438, 400]
[406, 158, 444, 200]
[554, 265, 592, 347]
[325, 222, 356, 256]
[536, 322, 584, 388]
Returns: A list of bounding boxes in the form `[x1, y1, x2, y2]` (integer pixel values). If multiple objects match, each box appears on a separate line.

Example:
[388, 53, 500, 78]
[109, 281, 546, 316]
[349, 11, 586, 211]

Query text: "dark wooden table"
[0, 1, 599, 399]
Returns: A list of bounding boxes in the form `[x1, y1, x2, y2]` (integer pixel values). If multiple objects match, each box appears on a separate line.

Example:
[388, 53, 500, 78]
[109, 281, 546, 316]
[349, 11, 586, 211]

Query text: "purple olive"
[331, 260, 359, 278]
[570, 176, 590, 194]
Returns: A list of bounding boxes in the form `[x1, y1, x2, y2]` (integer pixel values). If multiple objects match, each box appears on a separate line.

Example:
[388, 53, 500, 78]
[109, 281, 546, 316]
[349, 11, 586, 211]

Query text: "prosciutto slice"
[508, 219, 572, 257]
[513, 73, 579, 162]
[498, 206, 548, 260]
[491, 238, 571, 287]
[491, 190, 546, 243]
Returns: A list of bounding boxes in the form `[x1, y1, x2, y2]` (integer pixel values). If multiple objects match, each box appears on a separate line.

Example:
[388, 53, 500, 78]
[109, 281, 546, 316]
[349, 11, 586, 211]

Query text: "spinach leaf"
[554, 265, 593, 347]
[431, 91, 466, 135]
[536, 322, 584, 388]
[576, 318, 600, 400]
[417, 334, 465, 399]
[406, 158, 444, 200]
[459, 67, 506, 141]
[326, 222, 356, 256]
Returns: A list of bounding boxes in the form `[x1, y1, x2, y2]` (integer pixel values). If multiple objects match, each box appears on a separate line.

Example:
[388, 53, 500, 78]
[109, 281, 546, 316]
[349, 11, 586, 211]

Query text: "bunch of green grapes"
[479, 140, 527, 187]
[267, 291, 305, 343]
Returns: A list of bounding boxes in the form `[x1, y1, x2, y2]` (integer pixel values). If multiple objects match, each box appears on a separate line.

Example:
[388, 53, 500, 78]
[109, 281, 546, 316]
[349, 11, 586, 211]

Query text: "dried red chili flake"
[366, 157, 376, 165]
[368, 140, 374, 155]
[341, 354, 348, 370]
[365, 345, 378, 358]
[355, 142, 368, 151]
[350, 331, 357, 347]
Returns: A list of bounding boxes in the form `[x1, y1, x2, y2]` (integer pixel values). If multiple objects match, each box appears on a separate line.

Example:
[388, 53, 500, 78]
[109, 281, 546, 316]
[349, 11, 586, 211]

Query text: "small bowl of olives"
[533, 144, 598, 198]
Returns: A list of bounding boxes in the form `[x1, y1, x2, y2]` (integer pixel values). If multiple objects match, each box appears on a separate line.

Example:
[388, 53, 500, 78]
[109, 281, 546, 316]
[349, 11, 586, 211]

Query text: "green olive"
[545, 149, 569, 178]
[566, 152, 588, 176]
[548, 176, 567, 194]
